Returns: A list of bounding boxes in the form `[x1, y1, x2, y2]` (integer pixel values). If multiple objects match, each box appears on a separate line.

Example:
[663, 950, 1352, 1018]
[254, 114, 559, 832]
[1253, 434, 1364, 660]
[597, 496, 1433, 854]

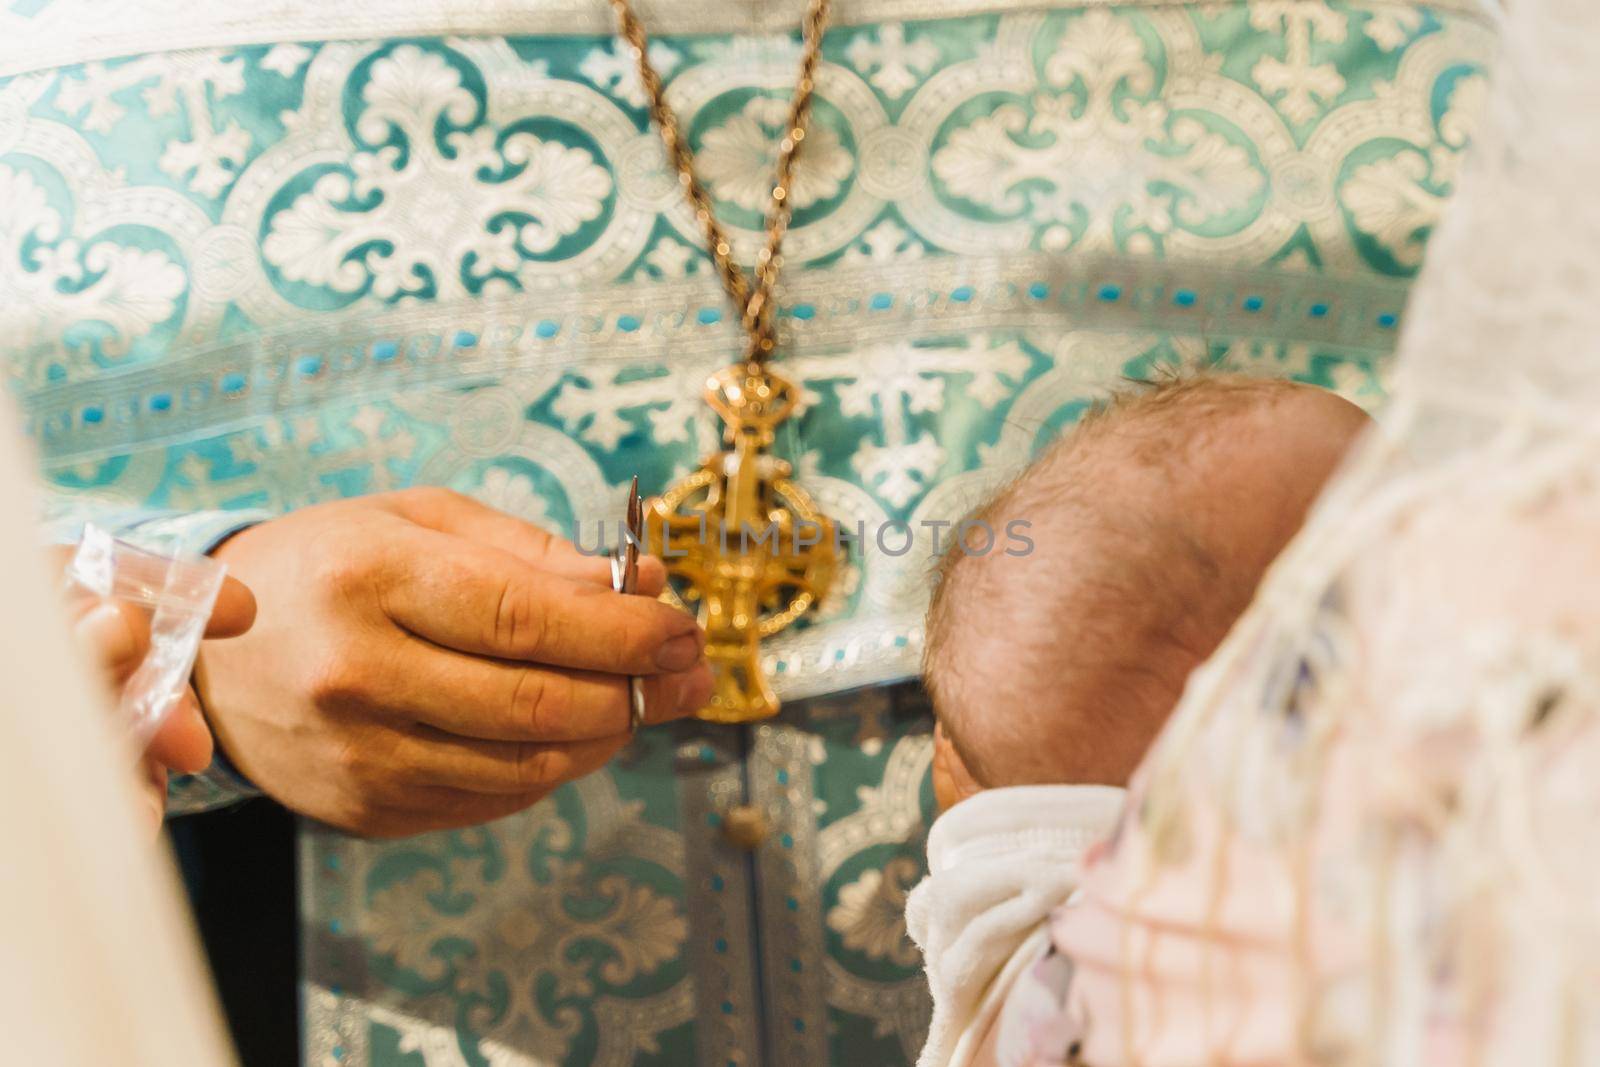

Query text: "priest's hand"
[195, 488, 711, 837]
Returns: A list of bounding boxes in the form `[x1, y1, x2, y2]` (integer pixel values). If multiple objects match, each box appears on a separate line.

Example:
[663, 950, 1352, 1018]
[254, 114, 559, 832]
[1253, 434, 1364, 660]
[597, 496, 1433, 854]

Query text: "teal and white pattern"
[2, 1, 1493, 1064]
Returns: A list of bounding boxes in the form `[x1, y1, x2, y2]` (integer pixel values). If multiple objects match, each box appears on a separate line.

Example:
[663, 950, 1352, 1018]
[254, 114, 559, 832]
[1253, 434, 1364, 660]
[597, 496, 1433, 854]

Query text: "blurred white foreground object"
[0, 396, 236, 1066]
[1055, 0, 1600, 1063]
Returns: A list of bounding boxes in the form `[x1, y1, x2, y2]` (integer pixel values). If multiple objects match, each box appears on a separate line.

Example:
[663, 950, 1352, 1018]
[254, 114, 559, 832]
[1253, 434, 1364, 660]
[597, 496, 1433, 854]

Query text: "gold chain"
[609, 0, 833, 365]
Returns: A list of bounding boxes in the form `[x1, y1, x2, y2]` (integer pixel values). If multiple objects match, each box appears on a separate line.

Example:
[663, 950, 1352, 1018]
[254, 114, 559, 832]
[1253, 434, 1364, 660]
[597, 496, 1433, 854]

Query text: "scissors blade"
[622, 475, 641, 595]
[616, 476, 647, 734]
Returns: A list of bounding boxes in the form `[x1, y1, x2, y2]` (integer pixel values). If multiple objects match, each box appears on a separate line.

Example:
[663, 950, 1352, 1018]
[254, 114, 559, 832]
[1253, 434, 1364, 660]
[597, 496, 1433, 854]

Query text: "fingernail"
[675, 663, 715, 714]
[655, 632, 702, 672]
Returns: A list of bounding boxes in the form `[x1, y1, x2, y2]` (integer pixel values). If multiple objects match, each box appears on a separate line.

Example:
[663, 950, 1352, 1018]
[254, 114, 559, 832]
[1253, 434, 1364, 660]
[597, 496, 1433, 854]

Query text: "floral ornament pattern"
[263, 45, 612, 302]
[1340, 72, 1486, 269]
[2, 4, 1490, 388]
[827, 856, 925, 967]
[5, 3, 1494, 1066]
[697, 95, 854, 213]
[0, 165, 186, 376]
[931, 9, 1266, 254]
[316, 771, 692, 1066]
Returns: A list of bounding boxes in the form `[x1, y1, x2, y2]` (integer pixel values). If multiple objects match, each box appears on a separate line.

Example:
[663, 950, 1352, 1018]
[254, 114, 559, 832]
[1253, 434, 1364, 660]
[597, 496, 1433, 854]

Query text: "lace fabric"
[1051, 0, 1600, 1063]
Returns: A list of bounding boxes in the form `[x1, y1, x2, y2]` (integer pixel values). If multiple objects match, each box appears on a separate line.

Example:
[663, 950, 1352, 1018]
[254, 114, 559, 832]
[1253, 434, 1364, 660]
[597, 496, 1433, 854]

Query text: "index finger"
[383, 529, 703, 675]
[396, 487, 669, 595]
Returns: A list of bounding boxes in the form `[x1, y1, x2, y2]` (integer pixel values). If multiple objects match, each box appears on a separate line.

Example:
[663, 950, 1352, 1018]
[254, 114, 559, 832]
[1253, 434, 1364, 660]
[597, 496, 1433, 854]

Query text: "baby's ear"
[931, 723, 984, 813]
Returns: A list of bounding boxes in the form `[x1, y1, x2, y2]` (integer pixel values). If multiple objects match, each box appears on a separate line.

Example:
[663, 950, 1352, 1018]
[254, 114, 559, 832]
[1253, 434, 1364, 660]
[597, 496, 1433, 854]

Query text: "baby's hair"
[924, 370, 1361, 787]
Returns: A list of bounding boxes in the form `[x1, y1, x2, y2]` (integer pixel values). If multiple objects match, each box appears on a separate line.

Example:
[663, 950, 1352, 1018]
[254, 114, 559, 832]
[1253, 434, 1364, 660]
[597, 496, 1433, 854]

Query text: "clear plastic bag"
[63, 524, 227, 748]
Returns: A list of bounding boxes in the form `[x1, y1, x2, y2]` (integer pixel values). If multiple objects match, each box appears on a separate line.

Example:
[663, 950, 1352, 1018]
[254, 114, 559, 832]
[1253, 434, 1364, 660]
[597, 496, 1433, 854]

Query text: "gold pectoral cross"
[644, 363, 839, 723]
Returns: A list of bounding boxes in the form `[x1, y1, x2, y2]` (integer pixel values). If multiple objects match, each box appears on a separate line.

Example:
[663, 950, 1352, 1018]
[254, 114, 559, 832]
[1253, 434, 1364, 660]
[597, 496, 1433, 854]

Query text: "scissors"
[610, 476, 648, 735]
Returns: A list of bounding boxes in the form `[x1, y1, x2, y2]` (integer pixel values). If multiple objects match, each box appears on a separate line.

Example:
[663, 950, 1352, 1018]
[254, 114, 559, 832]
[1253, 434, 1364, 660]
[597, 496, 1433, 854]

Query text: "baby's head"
[925, 373, 1369, 789]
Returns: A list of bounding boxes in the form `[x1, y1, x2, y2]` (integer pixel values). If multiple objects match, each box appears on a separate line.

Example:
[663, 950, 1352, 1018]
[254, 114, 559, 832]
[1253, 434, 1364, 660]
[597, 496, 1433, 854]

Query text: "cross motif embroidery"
[644, 364, 839, 722]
